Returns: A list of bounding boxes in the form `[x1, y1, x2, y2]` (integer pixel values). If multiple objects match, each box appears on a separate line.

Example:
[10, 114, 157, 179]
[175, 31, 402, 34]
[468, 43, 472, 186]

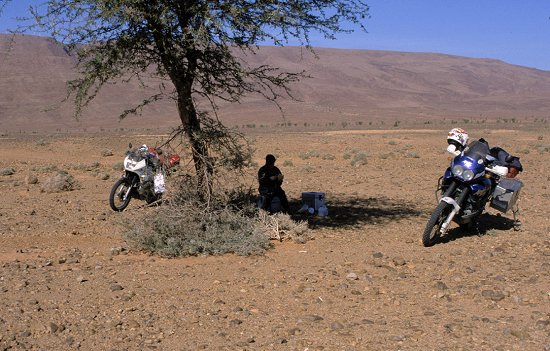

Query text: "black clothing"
[478, 138, 523, 172]
[258, 164, 290, 213]
[258, 164, 283, 192]
[490, 146, 523, 172]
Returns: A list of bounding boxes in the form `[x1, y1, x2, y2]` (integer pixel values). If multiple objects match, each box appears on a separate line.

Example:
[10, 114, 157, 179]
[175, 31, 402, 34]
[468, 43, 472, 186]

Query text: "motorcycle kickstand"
[512, 205, 522, 231]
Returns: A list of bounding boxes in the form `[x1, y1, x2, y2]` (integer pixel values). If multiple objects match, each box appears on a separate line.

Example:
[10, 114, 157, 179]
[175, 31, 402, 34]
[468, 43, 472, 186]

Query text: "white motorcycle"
[109, 143, 180, 211]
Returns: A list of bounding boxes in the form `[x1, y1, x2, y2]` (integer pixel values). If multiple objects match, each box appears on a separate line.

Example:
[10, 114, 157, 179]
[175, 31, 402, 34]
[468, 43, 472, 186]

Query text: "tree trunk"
[176, 86, 212, 198]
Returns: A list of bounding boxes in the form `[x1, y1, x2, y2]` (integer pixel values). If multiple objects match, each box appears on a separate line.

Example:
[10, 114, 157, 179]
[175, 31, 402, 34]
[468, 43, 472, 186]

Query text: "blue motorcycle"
[422, 140, 512, 246]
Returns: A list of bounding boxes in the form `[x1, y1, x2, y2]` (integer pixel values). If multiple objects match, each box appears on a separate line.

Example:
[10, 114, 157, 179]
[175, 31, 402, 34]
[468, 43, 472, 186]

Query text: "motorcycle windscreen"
[462, 140, 490, 162]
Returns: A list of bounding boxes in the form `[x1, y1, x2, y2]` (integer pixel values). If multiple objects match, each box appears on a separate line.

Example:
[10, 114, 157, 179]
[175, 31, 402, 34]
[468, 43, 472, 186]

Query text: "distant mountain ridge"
[2, 34, 550, 131]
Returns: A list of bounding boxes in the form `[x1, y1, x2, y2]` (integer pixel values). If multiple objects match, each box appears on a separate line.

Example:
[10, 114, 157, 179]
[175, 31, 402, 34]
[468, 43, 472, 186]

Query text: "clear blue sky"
[1, 0, 549, 71]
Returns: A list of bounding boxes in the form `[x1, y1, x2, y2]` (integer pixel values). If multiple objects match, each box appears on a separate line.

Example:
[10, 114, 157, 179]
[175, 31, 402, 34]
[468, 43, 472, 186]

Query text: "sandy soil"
[0, 126, 548, 350]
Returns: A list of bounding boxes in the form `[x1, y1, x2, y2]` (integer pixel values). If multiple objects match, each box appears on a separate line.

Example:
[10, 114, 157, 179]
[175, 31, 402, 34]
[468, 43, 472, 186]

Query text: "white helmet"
[447, 128, 469, 148]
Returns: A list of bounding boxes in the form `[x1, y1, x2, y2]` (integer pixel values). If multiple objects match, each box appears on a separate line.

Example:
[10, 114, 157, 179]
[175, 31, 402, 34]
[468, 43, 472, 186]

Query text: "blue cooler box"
[301, 192, 326, 210]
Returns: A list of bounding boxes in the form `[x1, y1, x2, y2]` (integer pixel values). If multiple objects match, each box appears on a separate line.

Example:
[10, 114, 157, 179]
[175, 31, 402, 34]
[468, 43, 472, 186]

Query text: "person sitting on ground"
[258, 154, 290, 213]
[446, 127, 523, 178]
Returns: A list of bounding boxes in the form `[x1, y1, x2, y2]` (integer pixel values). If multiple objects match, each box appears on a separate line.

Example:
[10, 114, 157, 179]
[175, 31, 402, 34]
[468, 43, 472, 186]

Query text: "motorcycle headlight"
[462, 169, 475, 181]
[452, 165, 464, 177]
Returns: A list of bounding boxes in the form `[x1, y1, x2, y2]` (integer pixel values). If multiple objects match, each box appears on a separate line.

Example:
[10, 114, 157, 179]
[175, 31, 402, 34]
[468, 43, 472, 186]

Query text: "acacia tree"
[3, 0, 369, 194]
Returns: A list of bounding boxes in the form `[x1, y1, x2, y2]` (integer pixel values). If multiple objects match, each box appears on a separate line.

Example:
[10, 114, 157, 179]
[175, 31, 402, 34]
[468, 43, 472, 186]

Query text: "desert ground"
[0, 124, 548, 350]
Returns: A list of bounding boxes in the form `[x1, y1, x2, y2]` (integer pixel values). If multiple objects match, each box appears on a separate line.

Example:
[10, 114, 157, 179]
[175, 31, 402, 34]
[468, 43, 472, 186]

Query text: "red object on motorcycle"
[168, 154, 180, 168]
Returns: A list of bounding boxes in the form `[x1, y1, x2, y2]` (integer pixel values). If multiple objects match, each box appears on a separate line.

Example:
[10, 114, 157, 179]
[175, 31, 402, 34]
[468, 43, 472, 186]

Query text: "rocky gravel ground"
[0, 127, 548, 350]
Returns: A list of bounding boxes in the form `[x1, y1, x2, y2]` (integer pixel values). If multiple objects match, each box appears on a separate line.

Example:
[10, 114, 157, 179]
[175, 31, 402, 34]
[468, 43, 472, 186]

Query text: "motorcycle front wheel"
[109, 178, 133, 211]
[422, 201, 453, 247]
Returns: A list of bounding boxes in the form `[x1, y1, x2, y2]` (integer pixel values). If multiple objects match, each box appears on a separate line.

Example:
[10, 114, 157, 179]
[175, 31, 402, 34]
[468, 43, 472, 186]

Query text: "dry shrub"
[124, 177, 310, 257]
[40, 171, 79, 193]
[0, 167, 15, 176]
[256, 210, 310, 243]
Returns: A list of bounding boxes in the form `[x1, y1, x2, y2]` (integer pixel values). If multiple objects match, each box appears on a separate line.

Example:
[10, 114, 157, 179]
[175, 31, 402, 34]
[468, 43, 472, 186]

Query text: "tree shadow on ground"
[289, 196, 423, 229]
[437, 212, 518, 245]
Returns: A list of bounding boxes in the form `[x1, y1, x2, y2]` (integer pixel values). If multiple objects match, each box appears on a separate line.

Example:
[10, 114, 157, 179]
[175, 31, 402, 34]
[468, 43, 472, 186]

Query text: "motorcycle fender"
[441, 196, 461, 212]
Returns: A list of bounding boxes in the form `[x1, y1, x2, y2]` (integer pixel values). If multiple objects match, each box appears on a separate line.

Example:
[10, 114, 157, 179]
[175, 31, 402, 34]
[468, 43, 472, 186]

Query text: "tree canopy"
[2, 0, 369, 195]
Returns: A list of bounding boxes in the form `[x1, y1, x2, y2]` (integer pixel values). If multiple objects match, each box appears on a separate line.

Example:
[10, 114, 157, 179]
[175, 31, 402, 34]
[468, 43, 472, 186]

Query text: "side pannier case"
[490, 178, 524, 213]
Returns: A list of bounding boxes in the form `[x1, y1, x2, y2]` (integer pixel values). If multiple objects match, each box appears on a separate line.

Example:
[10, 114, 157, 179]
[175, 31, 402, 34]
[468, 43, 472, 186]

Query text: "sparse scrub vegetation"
[343, 148, 368, 166]
[101, 149, 114, 157]
[282, 160, 294, 167]
[67, 162, 101, 172]
[351, 152, 368, 167]
[31, 164, 59, 173]
[300, 165, 316, 173]
[0, 167, 15, 176]
[297, 150, 337, 161]
[534, 144, 550, 153]
[124, 178, 310, 257]
[256, 211, 310, 243]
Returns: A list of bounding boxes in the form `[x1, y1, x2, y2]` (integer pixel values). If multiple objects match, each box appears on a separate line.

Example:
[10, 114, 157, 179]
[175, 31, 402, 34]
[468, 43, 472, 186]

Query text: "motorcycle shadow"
[437, 213, 518, 245]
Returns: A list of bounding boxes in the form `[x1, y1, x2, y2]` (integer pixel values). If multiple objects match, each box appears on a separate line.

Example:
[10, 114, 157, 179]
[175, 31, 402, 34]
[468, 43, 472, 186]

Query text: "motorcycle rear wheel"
[109, 178, 132, 211]
[422, 202, 453, 247]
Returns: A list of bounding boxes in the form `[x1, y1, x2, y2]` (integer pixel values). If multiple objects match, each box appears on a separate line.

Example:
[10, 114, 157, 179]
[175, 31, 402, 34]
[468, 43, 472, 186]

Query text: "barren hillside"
[2, 34, 550, 131]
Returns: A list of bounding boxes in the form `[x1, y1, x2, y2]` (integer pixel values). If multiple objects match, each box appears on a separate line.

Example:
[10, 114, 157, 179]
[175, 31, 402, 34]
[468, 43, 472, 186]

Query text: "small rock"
[346, 273, 359, 281]
[25, 174, 38, 184]
[436, 281, 448, 290]
[48, 322, 59, 334]
[372, 252, 384, 258]
[330, 321, 345, 330]
[510, 329, 530, 340]
[126, 320, 140, 329]
[230, 319, 242, 326]
[110, 284, 124, 292]
[392, 257, 406, 266]
[77, 276, 87, 283]
[302, 314, 324, 322]
[275, 337, 288, 344]
[288, 328, 301, 336]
